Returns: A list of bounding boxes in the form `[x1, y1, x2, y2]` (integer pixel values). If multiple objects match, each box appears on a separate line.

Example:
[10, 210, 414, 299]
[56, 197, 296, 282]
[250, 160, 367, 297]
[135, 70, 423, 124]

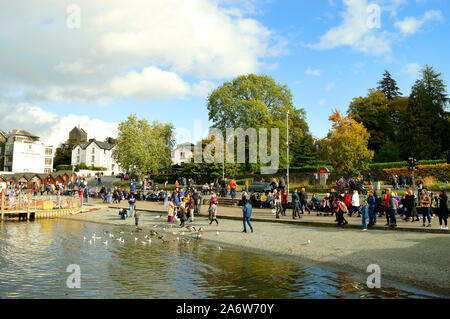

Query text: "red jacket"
[281, 193, 288, 204]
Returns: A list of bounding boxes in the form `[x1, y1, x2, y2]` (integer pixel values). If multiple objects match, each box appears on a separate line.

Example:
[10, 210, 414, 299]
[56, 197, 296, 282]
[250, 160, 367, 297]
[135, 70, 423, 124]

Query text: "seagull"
[307, 240, 311, 245]
[196, 232, 202, 240]
[119, 231, 124, 234]
[135, 237, 138, 242]
[180, 231, 185, 236]
[198, 227, 204, 232]
[144, 235, 149, 239]
[218, 246, 223, 251]
[88, 239, 92, 245]
[117, 237, 122, 242]
[176, 237, 180, 241]
[121, 239, 125, 244]
[103, 240, 108, 245]
[153, 225, 157, 228]
[216, 231, 219, 236]
[103, 231, 109, 235]
[147, 238, 151, 243]
[141, 241, 147, 245]
[172, 232, 178, 235]
[95, 237, 102, 240]
[110, 234, 114, 238]
[83, 236, 86, 241]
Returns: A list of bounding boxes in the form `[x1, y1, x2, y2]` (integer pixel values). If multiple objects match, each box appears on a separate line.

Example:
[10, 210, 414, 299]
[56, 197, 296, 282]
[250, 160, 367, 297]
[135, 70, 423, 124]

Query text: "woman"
[336, 197, 348, 225]
[419, 189, 432, 227]
[438, 191, 448, 230]
[405, 188, 419, 222]
[281, 189, 288, 216]
[367, 191, 377, 226]
[388, 192, 398, 227]
[351, 190, 360, 217]
[167, 198, 175, 223]
[344, 190, 352, 211]
[208, 201, 219, 226]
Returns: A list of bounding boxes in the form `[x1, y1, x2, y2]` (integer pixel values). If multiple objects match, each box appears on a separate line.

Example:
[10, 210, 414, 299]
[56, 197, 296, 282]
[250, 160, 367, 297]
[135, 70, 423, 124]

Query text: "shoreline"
[61, 207, 450, 297]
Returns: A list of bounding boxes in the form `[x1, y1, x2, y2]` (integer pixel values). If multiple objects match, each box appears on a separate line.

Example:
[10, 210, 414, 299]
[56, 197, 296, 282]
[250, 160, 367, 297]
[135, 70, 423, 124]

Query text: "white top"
[351, 193, 360, 206]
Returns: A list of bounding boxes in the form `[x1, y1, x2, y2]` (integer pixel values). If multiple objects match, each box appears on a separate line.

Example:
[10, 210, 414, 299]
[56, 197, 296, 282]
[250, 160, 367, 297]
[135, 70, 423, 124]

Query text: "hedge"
[55, 164, 73, 171]
[383, 163, 450, 183]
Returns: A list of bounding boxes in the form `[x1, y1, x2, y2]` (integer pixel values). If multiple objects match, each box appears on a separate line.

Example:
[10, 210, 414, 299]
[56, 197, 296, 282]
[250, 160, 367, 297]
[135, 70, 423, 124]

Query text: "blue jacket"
[243, 203, 252, 218]
[292, 192, 299, 203]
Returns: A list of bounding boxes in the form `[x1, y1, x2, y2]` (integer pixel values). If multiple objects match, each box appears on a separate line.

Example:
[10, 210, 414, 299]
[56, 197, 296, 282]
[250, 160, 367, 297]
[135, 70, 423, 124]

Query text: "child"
[119, 208, 127, 220]
[134, 210, 141, 227]
[209, 202, 219, 226]
[361, 199, 369, 231]
[107, 192, 111, 204]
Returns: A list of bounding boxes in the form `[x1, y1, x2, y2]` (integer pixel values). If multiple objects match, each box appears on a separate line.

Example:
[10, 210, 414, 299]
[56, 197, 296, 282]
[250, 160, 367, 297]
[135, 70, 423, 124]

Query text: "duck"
[196, 232, 203, 240]
[135, 227, 142, 232]
[150, 230, 158, 236]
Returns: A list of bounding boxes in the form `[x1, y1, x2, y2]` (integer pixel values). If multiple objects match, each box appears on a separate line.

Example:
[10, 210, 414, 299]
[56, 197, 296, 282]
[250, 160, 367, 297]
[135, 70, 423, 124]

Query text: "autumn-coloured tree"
[321, 110, 374, 175]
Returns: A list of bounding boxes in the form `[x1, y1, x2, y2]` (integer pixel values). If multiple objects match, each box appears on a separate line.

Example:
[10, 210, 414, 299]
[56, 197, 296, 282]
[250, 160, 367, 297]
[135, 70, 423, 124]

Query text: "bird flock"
[82, 219, 211, 248]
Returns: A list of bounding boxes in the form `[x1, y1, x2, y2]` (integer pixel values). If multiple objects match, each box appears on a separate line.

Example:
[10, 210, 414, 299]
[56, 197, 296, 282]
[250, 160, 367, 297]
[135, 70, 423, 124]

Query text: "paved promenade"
[82, 197, 449, 234]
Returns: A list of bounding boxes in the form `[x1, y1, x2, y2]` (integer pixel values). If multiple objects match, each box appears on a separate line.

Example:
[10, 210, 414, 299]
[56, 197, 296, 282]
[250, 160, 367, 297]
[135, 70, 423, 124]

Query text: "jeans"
[422, 207, 431, 224]
[389, 209, 397, 225]
[243, 216, 253, 232]
[292, 202, 300, 218]
[129, 204, 135, 217]
[362, 209, 369, 229]
[368, 205, 376, 224]
[352, 206, 361, 217]
[230, 188, 236, 199]
[135, 218, 139, 226]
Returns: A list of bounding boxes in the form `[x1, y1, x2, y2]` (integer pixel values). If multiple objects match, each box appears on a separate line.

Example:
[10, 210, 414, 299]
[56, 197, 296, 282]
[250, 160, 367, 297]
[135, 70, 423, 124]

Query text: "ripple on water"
[0, 219, 438, 299]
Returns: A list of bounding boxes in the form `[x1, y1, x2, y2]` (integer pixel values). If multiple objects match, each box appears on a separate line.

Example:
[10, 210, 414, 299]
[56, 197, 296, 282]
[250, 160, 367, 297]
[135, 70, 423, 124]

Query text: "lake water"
[0, 219, 436, 299]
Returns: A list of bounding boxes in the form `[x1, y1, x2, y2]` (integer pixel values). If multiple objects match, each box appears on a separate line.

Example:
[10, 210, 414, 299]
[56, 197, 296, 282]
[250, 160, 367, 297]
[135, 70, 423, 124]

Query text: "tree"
[290, 133, 319, 166]
[207, 74, 311, 171]
[53, 145, 72, 166]
[321, 110, 374, 175]
[377, 70, 401, 100]
[347, 89, 394, 151]
[112, 115, 175, 178]
[399, 65, 450, 159]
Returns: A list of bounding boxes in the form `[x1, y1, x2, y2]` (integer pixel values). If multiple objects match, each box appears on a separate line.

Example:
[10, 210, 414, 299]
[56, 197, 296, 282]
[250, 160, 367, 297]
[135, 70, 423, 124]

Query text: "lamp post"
[286, 110, 289, 196]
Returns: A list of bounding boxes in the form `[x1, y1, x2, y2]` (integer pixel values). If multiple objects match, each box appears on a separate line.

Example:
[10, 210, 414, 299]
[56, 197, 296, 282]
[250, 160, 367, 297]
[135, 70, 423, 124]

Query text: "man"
[192, 189, 199, 214]
[229, 178, 237, 203]
[292, 188, 300, 219]
[242, 200, 254, 233]
[299, 188, 310, 215]
[382, 189, 391, 226]
[188, 195, 195, 223]
[128, 194, 136, 217]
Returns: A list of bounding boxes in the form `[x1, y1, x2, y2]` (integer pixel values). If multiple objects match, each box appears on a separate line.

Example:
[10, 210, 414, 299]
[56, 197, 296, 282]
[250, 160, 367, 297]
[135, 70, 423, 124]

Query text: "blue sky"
[0, 0, 449, 147]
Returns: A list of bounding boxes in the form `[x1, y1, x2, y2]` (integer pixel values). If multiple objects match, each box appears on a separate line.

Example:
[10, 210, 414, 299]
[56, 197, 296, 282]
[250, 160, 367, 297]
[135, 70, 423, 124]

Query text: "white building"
[0, 129, 53, 174]
[171, 142, 195, 166]
[71, 138, 123, 175]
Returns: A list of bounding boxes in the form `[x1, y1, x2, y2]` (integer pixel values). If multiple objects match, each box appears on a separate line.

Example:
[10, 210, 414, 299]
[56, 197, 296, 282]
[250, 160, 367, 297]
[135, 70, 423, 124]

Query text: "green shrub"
[55, 164, 73, 171]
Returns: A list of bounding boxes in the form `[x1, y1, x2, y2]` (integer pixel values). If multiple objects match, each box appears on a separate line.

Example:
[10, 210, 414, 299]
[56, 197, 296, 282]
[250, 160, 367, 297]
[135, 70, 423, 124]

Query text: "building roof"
[7, 129, 39, 139]
[74, 139, 115, 150]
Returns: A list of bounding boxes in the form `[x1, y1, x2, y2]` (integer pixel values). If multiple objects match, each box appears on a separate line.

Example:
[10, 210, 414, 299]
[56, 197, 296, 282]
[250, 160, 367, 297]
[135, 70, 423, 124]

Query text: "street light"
[286, 110, 289, 196]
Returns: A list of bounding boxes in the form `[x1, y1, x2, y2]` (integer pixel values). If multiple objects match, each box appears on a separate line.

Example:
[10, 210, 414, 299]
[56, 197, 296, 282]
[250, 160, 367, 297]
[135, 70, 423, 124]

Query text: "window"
[45, 158, 52, 165]
[112, 164, 115, 170]
[77, 148, 80, 154]
[76, 156, 80, 163]
[45, 148, 52, 155]
[92, 147, 95, 154]
[91, 155, 95, 163]
[181, 152, 185, 159]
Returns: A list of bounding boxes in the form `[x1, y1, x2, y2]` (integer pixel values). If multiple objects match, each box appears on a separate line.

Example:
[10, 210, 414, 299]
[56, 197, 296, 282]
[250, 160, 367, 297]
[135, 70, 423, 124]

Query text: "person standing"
[134, 210, 141, 227]
[351, 190, 360, 218]
[274, 190, 282, 219]
[299, 188, 310, 215]
[438, 191, 448, 230]
[361, 199, 369, 231]
[242, 200, 254, 233]
[229, 178, 237, 203]
[336, 197, 349, 225]
[208, 202, 219, 226]
[367, 191, 377, 226]
[382, 189, 391, 225]
[188, 195, 195, 223]
[128, 194, 136, 217]
[167, 198, 175, 223]
[281, 189, 288, 216]
[292, 188, 300, 219]
[179, 205, 188, 227]
[388, 192, 398, 227]
[420, 189, 432, 227]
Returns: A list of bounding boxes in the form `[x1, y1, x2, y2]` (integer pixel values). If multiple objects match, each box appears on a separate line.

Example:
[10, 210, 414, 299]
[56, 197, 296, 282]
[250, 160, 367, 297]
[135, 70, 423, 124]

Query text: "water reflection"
[0, 219, 436, 299]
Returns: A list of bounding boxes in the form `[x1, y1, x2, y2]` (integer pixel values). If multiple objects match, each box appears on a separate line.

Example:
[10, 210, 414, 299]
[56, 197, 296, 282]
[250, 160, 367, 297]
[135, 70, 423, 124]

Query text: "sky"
[0, 0, 449, 148]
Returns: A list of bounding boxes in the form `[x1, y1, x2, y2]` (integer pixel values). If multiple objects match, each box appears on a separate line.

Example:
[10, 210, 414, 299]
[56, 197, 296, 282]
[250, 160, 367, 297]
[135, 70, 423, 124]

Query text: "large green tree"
[112, 115, 175, 178]
[399, 65, 450, 159]
[207, 74, 313, 171]
[377, 70, 402, 100]
[347, 89, 394, 152]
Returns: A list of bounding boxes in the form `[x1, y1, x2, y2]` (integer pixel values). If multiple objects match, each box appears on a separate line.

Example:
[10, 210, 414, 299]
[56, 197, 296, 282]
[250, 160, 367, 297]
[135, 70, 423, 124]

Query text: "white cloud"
[191, 80, 216, 98]
[319, 98, 327, 106]
[0, 102, 118, 148]
[395, 10, 443, 35]
[325, 82, 336, 91]
[305, 68, 322, 76]
[110, 67, 190, 100]
[403, 63, 421, 77]
[308, 0, 391, 55]
[0, 0, 285, 104]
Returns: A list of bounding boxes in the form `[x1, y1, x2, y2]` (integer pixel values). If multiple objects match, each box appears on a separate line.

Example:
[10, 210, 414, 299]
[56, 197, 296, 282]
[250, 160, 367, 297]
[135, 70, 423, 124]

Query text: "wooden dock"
[1, 191, 82, 221]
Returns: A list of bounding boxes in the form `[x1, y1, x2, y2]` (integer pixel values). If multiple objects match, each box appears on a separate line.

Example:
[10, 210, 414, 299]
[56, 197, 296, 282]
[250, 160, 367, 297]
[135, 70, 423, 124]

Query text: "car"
[248, 182, 272, 193]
